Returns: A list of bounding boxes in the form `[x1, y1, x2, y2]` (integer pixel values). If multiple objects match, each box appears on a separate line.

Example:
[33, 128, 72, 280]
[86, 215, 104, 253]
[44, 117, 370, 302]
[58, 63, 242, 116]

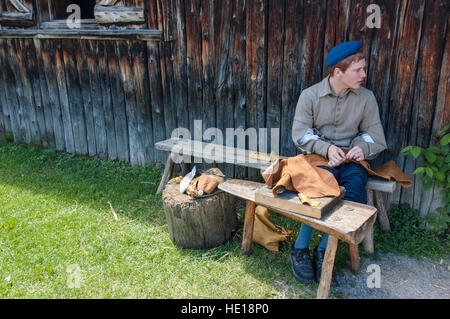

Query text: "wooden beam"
[0, 28, 162, 41]
[97, 0, 118, 5]
[94, 5, 144, 24]
[9, 0, 31, 13]
[0, 11, 33, 26]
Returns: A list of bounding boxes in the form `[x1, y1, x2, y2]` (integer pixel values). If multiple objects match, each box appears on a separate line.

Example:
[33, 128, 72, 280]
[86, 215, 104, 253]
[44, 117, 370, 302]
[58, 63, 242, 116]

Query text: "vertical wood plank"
[87, 40, 107, 159]
[75, 39, 97, 157]
[23, 38, 47, 146]
[322, 0, 340, 77]
[146, 0, 166, 163]
[130, 39, 154, 164]
[200, 0, 215, 153]
[231, 0, 248, 178]
[54, 40, 75, 153]
[118, 40, 144, 166]
[246, 0, 267, 180]
[281, 0, 303, 158]
[41, 39, 65, 151]
[214, 0, 234, 178]
[157, 0, 176, 151]
[266, 0, 285, 159]
[0, 39, 13, 135]
[107, 41, 129, 162]
[62, 39, 88, 155]
[300, 0, 326, 89]
[10, 39, 32, 144]
[185, 0, 203, 147]
[34, 38, 56, 148]
[97, 40, 117, 159]
[1, 39, 23, 142]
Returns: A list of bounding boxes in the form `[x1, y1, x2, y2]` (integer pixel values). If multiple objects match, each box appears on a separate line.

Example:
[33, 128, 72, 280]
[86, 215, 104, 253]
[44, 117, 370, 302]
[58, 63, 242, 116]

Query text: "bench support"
[317, 235, 338, 299]
[373, 190, 391, 231]
[156, 152, 176, 194]
[349, 243, 360, 274]
[362, 189, 375, 253]
[242, 200, 256, 255]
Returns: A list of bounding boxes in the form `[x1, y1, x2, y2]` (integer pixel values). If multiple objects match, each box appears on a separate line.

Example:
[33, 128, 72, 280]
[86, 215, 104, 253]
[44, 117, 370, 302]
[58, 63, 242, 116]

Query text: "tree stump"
[162, 183, 237, 249]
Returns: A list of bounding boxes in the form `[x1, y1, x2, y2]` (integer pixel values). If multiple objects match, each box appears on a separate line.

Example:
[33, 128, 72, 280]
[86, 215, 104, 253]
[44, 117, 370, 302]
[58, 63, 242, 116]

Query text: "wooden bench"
[155, 138, 396, 238]
[218, 179, 377, 299]
[154, 138, 399, 297]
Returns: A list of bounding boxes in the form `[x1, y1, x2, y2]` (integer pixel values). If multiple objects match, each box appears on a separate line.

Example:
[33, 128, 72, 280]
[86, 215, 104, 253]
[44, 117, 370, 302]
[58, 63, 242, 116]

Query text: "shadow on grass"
[0, 142, 167, 228]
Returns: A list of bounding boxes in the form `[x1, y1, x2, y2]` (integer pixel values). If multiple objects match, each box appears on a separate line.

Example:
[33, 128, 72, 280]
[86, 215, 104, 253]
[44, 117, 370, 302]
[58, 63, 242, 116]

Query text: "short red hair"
[328, 51, 365, 77]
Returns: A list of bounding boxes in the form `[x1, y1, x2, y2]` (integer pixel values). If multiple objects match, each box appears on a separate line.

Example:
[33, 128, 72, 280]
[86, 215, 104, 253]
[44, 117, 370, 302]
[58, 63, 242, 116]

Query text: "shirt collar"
[319, 75, 360, 97]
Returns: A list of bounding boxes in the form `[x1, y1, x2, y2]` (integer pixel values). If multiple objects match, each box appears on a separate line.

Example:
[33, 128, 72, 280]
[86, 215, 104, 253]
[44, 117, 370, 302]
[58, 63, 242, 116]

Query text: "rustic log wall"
[0, 0, 448, 217]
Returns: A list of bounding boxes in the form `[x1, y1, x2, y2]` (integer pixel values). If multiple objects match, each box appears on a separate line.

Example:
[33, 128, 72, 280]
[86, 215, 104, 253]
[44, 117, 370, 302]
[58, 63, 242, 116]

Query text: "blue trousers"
[294, 162, 368, 251]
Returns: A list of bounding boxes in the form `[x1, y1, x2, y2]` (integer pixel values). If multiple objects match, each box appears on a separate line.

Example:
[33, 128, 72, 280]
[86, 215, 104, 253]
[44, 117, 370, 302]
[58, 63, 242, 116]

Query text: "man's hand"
[327, 145, 346, 167]
[346, 145, 364, 161]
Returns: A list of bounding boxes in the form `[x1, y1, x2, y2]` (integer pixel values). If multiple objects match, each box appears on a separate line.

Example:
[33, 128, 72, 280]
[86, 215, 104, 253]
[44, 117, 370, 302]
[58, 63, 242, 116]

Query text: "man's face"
[337, 58, 367, 89]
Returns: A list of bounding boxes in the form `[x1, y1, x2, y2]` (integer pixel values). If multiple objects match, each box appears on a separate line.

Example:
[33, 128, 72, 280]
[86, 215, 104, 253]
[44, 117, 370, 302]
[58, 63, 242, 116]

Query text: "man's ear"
[334, 67, 343, 77]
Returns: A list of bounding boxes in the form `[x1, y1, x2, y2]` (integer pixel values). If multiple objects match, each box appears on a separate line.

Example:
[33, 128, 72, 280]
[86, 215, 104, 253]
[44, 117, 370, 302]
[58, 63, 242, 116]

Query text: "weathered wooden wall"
[0, 0, 448, 217]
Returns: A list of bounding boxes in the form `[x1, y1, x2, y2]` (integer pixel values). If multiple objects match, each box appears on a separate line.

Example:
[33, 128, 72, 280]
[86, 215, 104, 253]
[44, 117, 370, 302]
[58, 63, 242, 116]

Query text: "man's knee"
[338, 163, 368, 204]
[340, 162, 368, 186]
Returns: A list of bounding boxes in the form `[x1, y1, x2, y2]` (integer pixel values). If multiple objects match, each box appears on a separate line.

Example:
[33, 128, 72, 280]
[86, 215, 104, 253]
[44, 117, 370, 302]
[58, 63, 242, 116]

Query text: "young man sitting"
[290, 41, 387, 284]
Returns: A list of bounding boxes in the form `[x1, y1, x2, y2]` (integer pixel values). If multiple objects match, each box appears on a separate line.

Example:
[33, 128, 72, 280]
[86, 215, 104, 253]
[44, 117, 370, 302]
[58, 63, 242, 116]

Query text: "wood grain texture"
[242, 200, 256, 255]
[254, 186, 345, 219]
[317, 235, 338, 299]
[246, 0, 267, 180]
[162, 182, 237, 249]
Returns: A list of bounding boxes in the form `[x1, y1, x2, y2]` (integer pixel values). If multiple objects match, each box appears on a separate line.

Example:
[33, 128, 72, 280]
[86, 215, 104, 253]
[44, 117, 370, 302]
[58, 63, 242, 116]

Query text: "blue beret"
[325, 41, 362, 67]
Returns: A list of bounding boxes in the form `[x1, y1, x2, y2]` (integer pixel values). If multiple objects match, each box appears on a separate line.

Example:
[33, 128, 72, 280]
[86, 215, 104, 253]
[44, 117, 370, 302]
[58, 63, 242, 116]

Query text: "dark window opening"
[41, 0, 96, 21]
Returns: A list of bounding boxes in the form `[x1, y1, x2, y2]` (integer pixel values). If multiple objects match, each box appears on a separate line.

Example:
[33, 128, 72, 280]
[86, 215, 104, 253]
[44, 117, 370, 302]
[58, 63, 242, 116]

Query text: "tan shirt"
[292, 75, 387, 160]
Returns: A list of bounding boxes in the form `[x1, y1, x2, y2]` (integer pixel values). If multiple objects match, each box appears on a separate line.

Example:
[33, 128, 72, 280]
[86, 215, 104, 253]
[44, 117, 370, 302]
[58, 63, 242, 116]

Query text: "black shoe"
[289, 244, 314, 284]
[313, 246, 338, 286]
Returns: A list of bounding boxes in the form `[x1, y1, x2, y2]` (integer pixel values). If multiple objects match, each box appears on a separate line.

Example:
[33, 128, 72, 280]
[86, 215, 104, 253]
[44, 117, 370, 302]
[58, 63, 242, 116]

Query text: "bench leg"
[242, 201, 256, 255]
[156, 152, 176, 194]
[317, 235, 338, 299]
[373, 190, 391, 231]
[348, 243, 360, 274]
[362, 189, 375, 253]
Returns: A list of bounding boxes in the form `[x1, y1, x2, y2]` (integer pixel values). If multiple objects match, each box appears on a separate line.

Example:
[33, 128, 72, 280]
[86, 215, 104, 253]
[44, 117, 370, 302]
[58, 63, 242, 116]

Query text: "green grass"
[1, 140, 446, 298]
[0, 141, 322, 298]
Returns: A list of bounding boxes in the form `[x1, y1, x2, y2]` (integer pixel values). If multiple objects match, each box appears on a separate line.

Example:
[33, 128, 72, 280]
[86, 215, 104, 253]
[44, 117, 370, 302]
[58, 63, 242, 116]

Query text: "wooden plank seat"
[218, 179, 377, 299]
[155, 138, 397, 236]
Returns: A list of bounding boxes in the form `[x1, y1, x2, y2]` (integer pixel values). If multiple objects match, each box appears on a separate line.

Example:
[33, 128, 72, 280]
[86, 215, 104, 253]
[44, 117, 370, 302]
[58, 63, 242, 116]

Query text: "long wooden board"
[254, 186, 345, 219]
